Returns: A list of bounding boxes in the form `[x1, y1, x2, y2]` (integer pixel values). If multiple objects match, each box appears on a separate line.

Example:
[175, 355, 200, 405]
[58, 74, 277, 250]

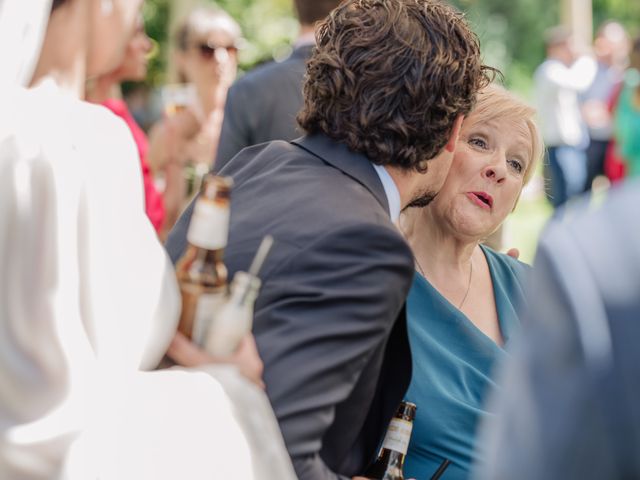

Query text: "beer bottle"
[363, 401, 417, 480]
[204, 235, 273, 356]
[175, 174, 232, 345]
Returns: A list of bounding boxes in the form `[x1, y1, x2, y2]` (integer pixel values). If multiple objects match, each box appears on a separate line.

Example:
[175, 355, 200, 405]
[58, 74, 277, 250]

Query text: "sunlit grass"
[500, 173, 553, 265]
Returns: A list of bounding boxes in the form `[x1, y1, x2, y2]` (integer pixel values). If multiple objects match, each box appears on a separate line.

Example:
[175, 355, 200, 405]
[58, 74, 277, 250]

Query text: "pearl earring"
[101, 0, 113, 15]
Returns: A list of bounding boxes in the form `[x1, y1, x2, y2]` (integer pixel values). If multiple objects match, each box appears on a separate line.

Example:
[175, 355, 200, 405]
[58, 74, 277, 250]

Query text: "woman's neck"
[404, 207, 478, 280]
[86, 75, 121, 104]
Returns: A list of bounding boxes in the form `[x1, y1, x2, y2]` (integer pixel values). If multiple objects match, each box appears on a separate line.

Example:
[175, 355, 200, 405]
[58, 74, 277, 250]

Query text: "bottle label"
[187, 201, 229, 250]
[192, 291, 227, 346]
[381, 418, 413, 455]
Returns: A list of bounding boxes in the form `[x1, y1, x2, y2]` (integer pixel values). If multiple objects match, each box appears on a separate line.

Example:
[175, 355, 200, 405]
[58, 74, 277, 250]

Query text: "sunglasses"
[194, 43, 238, 62]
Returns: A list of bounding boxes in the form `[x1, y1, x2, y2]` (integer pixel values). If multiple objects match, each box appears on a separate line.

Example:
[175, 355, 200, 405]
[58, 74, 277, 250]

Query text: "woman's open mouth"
[467, 191, 493, 210]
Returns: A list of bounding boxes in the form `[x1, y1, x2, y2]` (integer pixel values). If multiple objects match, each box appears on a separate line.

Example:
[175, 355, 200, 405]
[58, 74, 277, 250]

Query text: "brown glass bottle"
[363, 401, 417, 480]
[175, 174, 233, 344]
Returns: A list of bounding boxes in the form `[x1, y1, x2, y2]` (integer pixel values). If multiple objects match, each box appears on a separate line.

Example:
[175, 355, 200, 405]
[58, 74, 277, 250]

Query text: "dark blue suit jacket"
[214, 45, 313, 171]
[476, 181, 640, 479]
[166, 133, 414, 480]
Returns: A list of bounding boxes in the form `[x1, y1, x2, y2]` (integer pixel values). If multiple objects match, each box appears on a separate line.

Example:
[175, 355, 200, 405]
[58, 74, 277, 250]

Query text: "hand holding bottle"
[168, 331, 265, 389]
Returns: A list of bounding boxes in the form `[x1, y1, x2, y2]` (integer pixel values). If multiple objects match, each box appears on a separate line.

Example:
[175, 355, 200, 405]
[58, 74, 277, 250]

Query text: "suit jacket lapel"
[292, 134, 391, 216]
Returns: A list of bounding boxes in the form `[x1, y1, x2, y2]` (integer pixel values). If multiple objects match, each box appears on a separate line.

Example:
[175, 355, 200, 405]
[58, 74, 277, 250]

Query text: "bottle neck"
[228, 272, 261, 307]
[183, 246, 227, 288]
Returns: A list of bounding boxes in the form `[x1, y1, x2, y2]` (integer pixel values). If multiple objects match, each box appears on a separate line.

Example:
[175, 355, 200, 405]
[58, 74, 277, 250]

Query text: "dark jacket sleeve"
[255, 222, 414, 480]
[214, 82, 253, 172]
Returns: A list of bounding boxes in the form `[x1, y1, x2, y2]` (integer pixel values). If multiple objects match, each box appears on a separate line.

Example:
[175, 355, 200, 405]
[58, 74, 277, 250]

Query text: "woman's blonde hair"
[469, 84, 544, 185]
[174, 5, 242, 52]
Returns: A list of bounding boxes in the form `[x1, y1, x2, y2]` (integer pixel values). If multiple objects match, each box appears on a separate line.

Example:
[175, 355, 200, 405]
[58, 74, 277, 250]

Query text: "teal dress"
[403, 245, 529, 480]
[614, 69, 640, 178]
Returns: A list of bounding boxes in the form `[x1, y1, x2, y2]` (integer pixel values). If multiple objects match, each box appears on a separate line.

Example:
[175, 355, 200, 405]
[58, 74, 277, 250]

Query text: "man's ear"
[444, 114, 465, 153]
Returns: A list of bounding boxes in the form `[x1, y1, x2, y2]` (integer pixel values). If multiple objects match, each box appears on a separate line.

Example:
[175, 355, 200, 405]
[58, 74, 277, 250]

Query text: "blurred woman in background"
[148, 5, 241, 234]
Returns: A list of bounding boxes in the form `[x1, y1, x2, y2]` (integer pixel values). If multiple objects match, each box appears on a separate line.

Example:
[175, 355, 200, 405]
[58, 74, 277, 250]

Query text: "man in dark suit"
[166, 1, 492, 479]
[214, 0, 341, 171]
[476, 181, 640, 479]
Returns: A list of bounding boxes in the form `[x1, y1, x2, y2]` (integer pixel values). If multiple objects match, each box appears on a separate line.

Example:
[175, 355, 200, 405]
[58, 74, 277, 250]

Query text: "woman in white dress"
[0, 1, 295, 479]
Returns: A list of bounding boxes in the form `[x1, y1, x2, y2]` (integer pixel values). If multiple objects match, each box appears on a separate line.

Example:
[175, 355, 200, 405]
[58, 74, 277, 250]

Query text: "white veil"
[0, 2, 296, 479]
[0, 0, 51, 91]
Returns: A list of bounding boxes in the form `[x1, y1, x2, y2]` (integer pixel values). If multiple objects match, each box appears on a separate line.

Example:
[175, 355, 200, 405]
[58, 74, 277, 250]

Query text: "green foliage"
[592, 0, 640, 36]
[215, 0, 298, 69]
[142, 0, 171, 87]
[451, 0, 640, 97]
[139, 0, 640, 94]
[451, 0, 558, 96]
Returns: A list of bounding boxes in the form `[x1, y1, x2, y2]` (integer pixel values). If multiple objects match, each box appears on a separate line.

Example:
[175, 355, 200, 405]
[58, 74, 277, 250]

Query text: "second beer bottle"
[175, 174, 232, 345]
[363, 401, 417, 480]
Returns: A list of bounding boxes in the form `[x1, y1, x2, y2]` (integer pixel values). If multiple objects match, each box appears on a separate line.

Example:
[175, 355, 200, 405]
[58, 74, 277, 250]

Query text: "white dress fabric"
[0, 2, 296, 479]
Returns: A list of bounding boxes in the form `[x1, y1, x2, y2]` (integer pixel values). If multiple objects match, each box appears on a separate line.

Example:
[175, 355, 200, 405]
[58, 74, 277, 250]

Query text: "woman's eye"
[508, 159, 524, 174]
[468, 137, 487, 149]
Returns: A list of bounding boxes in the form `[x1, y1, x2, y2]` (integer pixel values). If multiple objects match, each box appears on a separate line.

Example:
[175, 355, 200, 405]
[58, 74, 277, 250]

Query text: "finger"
[167, 332, 211, 367]
[506, 247, 520, 260]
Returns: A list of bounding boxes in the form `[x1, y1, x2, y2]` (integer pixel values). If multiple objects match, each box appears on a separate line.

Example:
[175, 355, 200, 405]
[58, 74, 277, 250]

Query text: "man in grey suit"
[476, 181, 640, 479]
[166, 1, 492, 479]
[214, 0, 341, 171]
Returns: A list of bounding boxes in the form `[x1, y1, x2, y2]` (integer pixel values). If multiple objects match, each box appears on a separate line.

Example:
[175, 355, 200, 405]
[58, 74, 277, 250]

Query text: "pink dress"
[103, 98, 165, 232]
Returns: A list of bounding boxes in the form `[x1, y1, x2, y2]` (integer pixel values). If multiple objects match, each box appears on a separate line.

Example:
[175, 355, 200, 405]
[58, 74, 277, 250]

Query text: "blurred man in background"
[535, 26, 596, 208]
[213, 0, 341, 171]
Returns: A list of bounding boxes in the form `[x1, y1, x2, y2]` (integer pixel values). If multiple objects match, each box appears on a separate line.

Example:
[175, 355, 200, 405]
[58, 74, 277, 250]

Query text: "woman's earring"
[101, 0, 113, 15]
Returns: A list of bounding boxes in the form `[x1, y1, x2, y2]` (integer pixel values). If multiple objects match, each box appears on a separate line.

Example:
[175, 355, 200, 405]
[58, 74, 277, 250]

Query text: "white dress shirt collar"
[372, 164, 401, 223]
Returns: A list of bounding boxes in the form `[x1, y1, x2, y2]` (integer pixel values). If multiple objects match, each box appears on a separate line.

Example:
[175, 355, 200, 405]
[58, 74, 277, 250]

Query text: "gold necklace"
[415, 256, 473, 310]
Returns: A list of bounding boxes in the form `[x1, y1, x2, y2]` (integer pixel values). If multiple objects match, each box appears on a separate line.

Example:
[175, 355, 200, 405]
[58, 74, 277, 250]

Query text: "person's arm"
[255, 223, 414, 480]
[543, 56, 597, 92]
[147, 111, 201, 238]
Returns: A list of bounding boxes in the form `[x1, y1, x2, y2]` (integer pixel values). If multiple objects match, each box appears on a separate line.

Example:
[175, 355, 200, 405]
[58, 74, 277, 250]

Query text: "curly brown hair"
[298, 0, 497, 172]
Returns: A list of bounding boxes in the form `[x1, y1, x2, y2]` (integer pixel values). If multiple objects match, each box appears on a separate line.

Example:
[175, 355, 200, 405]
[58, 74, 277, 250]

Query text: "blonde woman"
[400, 85, 543, 480]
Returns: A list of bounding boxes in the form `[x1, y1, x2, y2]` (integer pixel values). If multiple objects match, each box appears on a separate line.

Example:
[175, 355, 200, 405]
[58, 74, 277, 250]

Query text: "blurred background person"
[86, 14, 165, 235]
[148, 4, 241, 235]
[535, 26, 596, 209]
[580, 21, 630, 192]
[613, 35, 640, 180]
[0, 0, 293, 478]
[214, 0, 341, 171]
[400, 85, 542, 480]
[474, 179, 640, 480]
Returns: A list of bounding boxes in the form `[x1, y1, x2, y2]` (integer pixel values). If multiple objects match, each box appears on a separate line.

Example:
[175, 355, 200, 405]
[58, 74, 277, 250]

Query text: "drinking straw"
[248, 235, 274, 277]
[429, 459, 451, 480]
